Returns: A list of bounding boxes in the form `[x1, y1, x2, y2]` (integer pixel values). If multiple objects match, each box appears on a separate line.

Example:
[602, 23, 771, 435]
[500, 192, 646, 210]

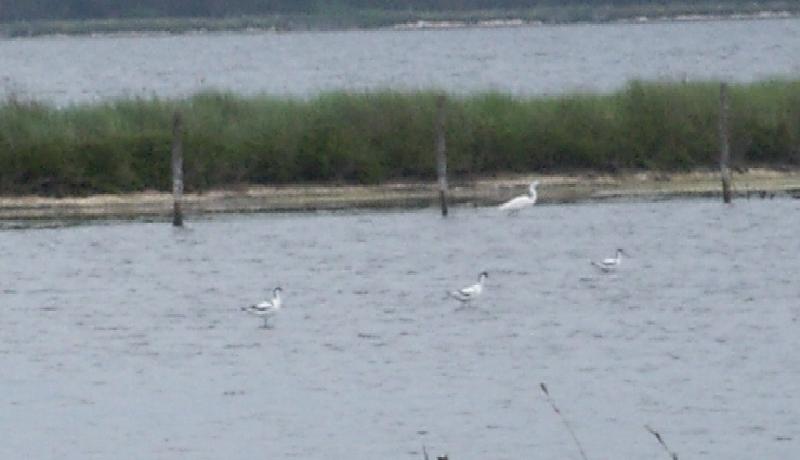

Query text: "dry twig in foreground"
[539, 382, 589, 460]
[645, 424, 679, 460]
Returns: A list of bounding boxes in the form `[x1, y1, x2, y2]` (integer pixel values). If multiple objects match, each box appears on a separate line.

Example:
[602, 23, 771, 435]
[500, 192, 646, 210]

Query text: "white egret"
[499, 180, 540, 214]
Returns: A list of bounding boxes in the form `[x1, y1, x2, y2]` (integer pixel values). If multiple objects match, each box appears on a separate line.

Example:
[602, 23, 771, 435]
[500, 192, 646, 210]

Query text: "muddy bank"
[1, 169, 799, 220]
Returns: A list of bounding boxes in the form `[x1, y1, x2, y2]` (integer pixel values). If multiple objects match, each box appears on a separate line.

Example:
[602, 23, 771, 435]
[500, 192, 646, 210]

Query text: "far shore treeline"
[3, 1, 799, 37]
[0, 80, 798, 197]
[1, 0, 788, 22]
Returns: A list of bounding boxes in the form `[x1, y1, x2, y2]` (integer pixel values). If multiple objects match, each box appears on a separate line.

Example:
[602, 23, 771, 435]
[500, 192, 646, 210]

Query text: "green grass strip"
[1, 79, 798, 196]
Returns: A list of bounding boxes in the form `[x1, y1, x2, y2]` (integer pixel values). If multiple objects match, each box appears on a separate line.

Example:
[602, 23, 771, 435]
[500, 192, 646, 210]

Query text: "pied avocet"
[241, 287, 283, 328]
[591, 249, 627, 272]
[449, 271, 488, 303]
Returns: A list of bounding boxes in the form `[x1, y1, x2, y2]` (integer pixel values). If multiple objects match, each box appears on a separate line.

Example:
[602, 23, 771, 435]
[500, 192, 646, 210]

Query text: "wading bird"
[591, 249, 626, 272]
[449, 271, 488, 304]
[241, 287, 283, 328]
[499, 180, 540, 214]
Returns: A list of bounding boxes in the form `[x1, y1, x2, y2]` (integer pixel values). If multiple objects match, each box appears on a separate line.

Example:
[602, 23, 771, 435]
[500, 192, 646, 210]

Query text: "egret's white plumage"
[449, 271, 489, 303]
[241, 287, 283, 328]
[591, 249, 626, 272]
[499, 180, 540, 213]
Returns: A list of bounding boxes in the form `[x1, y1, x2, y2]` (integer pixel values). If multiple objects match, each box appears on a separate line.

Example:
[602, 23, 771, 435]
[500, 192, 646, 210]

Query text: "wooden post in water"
[435, 95, 448, 217]
[171, 110, 184, 226]
[718, 82, 732, 204]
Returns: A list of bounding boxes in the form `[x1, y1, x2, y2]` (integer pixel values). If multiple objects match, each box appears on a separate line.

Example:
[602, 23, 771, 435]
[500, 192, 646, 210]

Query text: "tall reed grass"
[0, 79, 798, 196]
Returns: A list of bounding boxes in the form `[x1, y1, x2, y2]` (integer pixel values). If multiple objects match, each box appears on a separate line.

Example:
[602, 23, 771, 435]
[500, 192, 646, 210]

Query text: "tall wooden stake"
[171, 110, 184, 226]
[719, 83, 732, 204]
[435, 95, 448, 217]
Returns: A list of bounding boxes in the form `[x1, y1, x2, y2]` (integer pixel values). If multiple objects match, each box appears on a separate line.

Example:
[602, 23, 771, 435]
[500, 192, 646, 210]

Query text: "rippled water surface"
[2, 199, 799, 459]
[1, 18, 799, 105]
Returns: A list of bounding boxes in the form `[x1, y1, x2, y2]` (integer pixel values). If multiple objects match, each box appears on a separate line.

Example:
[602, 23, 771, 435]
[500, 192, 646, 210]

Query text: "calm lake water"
[1, 18, 799, 105]
[2, 199, 799, 459]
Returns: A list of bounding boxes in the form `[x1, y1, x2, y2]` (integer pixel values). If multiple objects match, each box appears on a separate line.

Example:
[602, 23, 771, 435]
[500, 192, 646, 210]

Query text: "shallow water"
[1, 18, 799, 105]
[2, 199, 799, 459]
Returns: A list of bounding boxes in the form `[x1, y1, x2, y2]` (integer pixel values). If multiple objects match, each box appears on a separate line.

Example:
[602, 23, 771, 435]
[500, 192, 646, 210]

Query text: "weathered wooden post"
[719, 82, 732, 204]
[171, 110, 184, 226]
[435, 95, 448, 217]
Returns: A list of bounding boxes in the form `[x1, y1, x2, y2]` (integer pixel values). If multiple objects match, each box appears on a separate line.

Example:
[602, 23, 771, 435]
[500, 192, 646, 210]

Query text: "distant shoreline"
[1, 169, 798, 221]
[390, 10, 795, 30]
[1, 3, 798, 38]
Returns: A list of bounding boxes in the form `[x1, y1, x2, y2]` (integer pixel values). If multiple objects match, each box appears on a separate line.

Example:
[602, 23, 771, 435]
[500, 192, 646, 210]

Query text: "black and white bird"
[499, 180, 540, 214]
[449, 271, 489, 304]
[241, 287, 283, 328]
[591, 249, 626, 272]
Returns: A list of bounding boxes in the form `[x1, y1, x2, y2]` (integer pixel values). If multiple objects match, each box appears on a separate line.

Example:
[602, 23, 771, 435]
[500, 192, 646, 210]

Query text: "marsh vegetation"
[1, 79, 798, 196]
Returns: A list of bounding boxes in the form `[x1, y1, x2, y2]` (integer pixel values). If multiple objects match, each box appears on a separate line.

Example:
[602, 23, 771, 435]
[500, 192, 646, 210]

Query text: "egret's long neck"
[273, 291, 282, 306]
[616, 250, 623, 262]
